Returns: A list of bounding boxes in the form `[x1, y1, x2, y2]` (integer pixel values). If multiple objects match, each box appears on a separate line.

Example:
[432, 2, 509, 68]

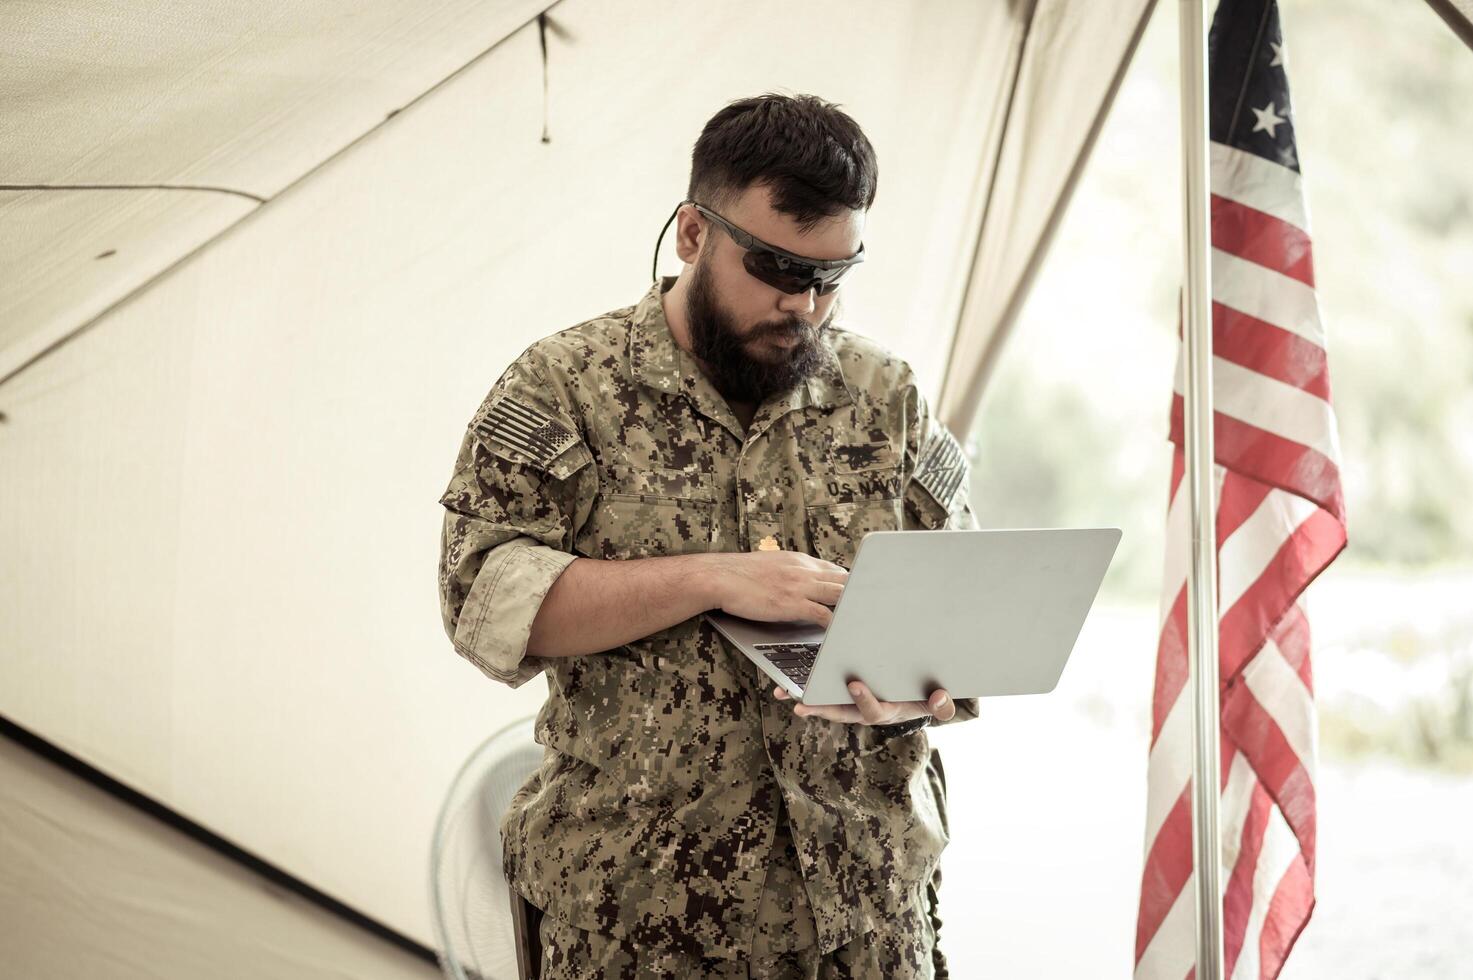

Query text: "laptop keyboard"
[753, 642, 821, 685]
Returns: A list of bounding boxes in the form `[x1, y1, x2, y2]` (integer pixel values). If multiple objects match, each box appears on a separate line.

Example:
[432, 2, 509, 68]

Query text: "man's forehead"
[722, 184, 864, 261]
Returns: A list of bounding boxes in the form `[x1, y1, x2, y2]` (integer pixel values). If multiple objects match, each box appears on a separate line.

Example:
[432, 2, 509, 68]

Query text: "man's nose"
[776, 286, 816, 316]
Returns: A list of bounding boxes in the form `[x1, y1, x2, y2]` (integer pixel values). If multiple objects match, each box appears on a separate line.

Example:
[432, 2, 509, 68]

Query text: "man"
[438, 92, 979, 979]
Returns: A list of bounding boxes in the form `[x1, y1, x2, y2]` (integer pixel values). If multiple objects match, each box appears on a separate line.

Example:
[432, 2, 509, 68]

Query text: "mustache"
[754, 317, 820, 342]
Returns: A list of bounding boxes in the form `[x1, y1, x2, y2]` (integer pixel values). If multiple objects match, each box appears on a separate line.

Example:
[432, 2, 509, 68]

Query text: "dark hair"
[687, 92, 878, 234]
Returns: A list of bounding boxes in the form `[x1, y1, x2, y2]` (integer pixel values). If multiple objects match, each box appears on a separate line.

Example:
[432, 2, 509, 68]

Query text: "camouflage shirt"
[437, 275, 980, 962]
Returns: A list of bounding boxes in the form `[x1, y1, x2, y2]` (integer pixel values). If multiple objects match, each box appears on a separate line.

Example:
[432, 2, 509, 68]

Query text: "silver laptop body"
[703, 527, 1122, 706]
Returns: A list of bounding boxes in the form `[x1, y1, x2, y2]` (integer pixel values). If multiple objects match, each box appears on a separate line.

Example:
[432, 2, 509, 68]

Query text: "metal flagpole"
[1177, 1, 1225, 978]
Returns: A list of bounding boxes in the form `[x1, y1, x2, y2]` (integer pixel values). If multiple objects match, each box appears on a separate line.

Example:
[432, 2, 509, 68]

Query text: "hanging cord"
[539, 13, 552, 143]
[536, 12, 574, 144]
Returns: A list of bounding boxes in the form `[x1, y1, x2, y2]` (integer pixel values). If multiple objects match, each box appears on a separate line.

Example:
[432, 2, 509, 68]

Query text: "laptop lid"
[792, 526, 1122, 705]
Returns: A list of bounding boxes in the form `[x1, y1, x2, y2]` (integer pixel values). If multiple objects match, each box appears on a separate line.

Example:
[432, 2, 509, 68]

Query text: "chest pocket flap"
[802, 438, 903, 568]
[577, 458, 716, 560]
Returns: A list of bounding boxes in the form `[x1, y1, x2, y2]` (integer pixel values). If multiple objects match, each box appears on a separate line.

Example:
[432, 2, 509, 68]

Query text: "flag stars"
[1269, 41, 1287, 68]
[1251, 101, 1288, 138]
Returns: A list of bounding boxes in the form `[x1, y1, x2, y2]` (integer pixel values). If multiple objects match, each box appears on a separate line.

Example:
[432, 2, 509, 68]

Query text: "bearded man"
[437, 91, 979, 979]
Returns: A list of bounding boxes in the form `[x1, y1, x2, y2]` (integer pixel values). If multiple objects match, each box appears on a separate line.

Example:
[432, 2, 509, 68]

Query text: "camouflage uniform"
[437, 275, 979, 973]
[531, 768, 955, 979]
[535, 851, 940, 979]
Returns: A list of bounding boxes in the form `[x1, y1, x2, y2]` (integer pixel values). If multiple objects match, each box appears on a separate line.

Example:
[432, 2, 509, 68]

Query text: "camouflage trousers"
[535, 799, 950, 979]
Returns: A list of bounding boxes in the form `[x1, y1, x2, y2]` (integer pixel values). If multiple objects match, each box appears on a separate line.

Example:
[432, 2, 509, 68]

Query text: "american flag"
[1134, 2, 1348, 978]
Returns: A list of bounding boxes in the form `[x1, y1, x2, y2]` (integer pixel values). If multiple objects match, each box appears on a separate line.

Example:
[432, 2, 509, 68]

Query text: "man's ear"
[674, 205, 706, 264]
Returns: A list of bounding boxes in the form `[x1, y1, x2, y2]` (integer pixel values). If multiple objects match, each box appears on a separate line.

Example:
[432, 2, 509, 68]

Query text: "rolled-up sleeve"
[437, 351, 596, 689]
[447, 536, 579, 688]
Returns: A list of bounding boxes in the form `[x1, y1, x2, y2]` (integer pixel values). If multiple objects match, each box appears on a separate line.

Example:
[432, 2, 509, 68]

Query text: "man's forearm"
[525, 555, 719, 659]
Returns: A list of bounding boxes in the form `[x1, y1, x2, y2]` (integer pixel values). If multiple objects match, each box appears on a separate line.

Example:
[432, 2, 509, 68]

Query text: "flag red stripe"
[1222, 681, 1318, 873]
[1216, 468, 1274, 547]
[1259, 855, 1315, 980]
[1219, 506, 1347, 683]
[1143, 34, 1339, 977]
[1149, 453, 1190, 743]
[1222, 780, 1275, 977]
[1170, 395, 1346, 523]
[1150, 588, 1189, 746]
[1211, 193, 1316, 286]
[1143, 479, 1338, 974]
[1270, 601, 1315, 697]
[1149, 466, 1278, 744]
[1212, 301, 1331, 400]
[1135, 786, 1196, 962]
[1149, 495, 1341, 751]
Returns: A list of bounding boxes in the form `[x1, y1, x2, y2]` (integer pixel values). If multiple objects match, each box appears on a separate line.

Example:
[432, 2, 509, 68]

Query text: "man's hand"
[700, 551, 849, 627]
[772, 680, 956, 725]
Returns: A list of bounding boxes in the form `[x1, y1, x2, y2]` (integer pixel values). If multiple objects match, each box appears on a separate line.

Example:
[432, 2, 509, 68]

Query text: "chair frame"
[510, 889, 544, 980]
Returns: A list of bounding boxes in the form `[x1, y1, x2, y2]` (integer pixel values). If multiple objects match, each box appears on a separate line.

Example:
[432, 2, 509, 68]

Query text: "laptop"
[704, 527, 1122, 706]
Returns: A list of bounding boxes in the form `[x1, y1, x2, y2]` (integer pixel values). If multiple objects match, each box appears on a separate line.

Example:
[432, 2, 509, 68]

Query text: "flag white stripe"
[1158, 463, 1190, 631]
[1144, 64, 1334, 980]
[1144, 691, 1194, 850]
[1145, 491, 1306, 881]
[1218, 751, 1257, 875]
[1142, 29, 1333, 980]
[1144, 758, 1307, 980]
[1212, 248, 1325, 348]
[1241, 633, 1317, 777]
[1156, 454, 1228, 635]
[1140, 753, 1265, 979]
[1210, 142, 1309, 232]
[1135, 869, 1201, 980]
[1172, 355, 1341, 462]
[1218, 487, 1320, 614]
[1228, 804, 1303, 980]
[1159, 469, 1307, 640]
[1160, 474, 1184, 627]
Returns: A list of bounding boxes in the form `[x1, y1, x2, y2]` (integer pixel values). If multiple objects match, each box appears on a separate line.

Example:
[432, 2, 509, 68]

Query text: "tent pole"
[1178, 1, 1224, 978]
[1422, 0, 1473, 51]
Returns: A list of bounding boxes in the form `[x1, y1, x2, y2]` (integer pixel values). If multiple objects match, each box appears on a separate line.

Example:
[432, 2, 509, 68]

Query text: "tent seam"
[0, 0, 568, 389]
[0, 183, 266, 204]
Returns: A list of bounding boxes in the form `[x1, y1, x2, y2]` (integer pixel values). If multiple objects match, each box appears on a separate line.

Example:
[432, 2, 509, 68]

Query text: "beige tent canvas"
[0, 0, 1159, 972]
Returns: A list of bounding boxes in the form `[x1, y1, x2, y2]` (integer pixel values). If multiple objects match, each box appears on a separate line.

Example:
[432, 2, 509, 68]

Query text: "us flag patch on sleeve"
[912, 425, 966, 510]
[471, 395, 579, 471]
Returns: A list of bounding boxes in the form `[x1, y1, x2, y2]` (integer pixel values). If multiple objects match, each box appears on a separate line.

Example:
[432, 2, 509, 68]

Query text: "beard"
[685, 250, 837, 405]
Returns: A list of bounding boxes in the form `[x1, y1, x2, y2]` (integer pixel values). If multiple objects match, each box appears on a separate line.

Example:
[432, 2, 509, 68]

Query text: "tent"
[1, 0, 1173, 973]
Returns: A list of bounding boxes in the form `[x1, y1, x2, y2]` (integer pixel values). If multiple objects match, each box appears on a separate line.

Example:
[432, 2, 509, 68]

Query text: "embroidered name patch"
[913, 425, 966, 509]
[472, 395, 579, 470]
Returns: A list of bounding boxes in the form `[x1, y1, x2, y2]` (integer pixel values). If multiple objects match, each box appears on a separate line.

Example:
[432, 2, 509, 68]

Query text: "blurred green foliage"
[965, 0, 1473, 601]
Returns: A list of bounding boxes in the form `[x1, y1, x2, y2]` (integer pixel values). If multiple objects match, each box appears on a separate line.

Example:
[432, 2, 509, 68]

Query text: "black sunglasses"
[652, 199, 865, 296]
